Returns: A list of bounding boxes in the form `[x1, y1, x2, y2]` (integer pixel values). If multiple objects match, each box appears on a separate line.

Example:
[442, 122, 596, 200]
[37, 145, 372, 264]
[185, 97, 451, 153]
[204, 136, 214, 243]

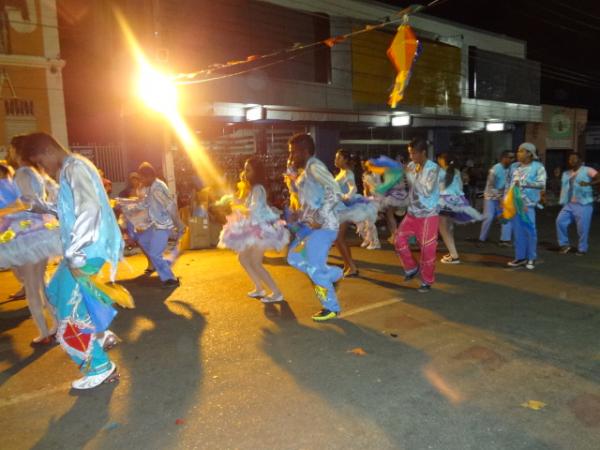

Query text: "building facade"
[0, 0, 67, 159]
[60, 0, 578, 199]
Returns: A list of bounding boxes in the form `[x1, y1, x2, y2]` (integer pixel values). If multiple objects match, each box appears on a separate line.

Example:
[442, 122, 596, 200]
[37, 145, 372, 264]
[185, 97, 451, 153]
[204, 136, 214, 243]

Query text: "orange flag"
[387, 24, 421, 108]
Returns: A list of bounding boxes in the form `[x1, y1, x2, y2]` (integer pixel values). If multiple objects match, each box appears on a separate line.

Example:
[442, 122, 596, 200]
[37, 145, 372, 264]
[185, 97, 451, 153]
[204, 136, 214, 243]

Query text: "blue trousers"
[513, 208, 537, 261]
[137, 227, 175, 281]
[556, 203, 593, 253]
[47, 261, 112, 376]
[479, 199, 512, 242]
[287, 228, 343, 313]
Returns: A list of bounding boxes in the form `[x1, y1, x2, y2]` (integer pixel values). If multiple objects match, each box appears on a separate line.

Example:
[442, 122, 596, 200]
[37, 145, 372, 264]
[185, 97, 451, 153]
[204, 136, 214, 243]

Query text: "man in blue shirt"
[286, 133, 344, 321]
[507, 143, 547, 270]
[135, 162, 184, 288]
[556, 152, 599, 256]
[478, 150, 514, 246]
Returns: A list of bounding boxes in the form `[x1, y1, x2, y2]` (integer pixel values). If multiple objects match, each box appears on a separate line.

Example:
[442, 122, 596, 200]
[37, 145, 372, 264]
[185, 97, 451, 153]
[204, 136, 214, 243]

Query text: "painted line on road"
[0, 382, 72, 408]
[341, 297, 403, 319]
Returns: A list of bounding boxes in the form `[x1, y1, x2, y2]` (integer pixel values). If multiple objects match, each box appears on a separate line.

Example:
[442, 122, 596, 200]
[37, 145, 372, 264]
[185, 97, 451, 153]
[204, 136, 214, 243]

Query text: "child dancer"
[2, 138, 62, 345]
[218, 157, 289, 303]
[287, 133, 344, 321]
[334, 149, 378, 276]
[23, 132, 123, 389]
[437, 153, 482, 264]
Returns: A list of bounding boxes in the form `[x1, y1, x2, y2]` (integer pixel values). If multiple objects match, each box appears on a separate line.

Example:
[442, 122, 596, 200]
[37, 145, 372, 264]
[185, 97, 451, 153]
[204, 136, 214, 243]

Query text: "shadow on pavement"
[31, 278, 206, 449]
[260, 317, 556, 449]
[408, 272, 600, 384]
[0, 334, 55, 388]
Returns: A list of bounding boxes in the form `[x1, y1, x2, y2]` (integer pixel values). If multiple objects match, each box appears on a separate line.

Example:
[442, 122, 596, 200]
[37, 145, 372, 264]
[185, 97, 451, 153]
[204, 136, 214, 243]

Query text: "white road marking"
[341, 298, 402, 319]
[0, 382, 72, 408]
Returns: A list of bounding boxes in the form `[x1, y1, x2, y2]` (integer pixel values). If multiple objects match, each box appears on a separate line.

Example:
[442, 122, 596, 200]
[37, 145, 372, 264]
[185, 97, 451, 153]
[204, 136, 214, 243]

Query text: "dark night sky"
[380, 0, 600, 119]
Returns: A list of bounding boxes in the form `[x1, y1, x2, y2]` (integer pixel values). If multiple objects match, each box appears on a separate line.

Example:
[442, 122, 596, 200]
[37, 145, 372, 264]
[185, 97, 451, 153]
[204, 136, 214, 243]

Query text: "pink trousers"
[395, 214, 439, 285]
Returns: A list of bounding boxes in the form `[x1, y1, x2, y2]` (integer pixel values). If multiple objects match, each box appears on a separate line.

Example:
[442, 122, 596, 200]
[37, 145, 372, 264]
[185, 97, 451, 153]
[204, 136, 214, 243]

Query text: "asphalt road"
[1, 208, 599, 450]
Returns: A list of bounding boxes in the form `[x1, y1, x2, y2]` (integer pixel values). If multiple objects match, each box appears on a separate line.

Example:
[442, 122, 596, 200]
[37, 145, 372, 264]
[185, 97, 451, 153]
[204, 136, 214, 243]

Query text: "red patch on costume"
[63, 323, 91, 353]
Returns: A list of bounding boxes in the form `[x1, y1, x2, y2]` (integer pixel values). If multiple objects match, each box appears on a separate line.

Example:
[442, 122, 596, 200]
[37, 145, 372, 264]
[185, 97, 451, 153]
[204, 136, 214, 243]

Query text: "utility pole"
[151, 0, 177, 195]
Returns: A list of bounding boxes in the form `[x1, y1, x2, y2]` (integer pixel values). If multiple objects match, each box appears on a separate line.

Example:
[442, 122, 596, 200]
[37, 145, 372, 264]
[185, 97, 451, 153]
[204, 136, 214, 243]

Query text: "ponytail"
[439, 153, 457, 188]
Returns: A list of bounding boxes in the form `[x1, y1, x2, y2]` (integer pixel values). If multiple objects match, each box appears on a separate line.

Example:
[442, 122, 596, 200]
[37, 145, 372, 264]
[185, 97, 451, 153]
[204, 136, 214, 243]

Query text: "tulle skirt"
[0, 211, 62, 267]
[379, 188, 409, 211]
[439, 194, 482, 224]
[218, 211, 290, 253]
[338, 196, 378, 225]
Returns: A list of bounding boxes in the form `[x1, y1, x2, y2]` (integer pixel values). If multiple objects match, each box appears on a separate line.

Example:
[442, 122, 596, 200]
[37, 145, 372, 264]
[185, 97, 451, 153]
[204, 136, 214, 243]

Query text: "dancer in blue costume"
[359, 160, 382, 249]
[506, 143, 547, 270]
[2, 137, 61, 345]
[436, 153, 482, 265]
[334, 149, 378, 276]
[119, 162, 183, 288]
[556, 152, 599, 256]
[367, 155, 409, 244]
[23, 132, 123, 390]
[287, 133, 344, 322]
[478, 150, 514, 246]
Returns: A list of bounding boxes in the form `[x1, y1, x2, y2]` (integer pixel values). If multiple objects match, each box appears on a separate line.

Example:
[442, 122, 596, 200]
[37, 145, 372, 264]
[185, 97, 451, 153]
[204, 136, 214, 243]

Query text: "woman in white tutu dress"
[334, 150, 378, 277]
[437, 153, 482, 264]
[218, 157, 289, 303]
[1, 138, 62, 345]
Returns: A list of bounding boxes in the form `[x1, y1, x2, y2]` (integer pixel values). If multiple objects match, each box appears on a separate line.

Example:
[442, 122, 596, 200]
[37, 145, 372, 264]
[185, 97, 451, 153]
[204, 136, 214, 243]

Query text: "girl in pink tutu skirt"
[218, 157, 289, 303]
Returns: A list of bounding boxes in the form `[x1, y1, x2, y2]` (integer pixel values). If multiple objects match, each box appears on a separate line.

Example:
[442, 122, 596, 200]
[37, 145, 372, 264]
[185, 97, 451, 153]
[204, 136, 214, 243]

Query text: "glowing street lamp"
[137, 64, 178, 114]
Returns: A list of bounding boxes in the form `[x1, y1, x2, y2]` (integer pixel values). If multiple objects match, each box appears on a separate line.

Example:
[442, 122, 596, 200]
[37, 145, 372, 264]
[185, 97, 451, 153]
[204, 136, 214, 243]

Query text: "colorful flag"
[502, 185, 535, 233]
[387, 24, 421, 107]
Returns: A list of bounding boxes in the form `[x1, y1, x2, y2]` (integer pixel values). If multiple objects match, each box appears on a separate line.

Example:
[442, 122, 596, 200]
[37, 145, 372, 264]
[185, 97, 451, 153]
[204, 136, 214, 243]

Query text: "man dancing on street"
[478, 150, 514, 247]
[287, 133, 344, 321]
[129, 162, 183, 288]
[395, 138, 441, 293]
[24, 132, 123, 389]
[556, 152, 599, 256]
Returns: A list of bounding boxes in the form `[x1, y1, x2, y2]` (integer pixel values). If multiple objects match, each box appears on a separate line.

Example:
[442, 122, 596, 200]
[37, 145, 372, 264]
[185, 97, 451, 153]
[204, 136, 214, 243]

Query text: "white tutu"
[439, 195, 482, 224]
[0, 211, 62, 267]
[337, 198, 378, 225]
[218, 210, 290, 253]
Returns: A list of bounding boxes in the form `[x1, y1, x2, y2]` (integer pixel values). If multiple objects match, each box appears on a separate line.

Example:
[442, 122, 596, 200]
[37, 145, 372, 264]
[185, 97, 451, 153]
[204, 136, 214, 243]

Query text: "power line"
[171, 0, 451, 84]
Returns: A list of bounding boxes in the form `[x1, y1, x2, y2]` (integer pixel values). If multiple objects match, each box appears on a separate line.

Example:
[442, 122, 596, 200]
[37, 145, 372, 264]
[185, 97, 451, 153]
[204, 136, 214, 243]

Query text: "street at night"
[2, 0, 600, 449]
[1, 215, 599, 449]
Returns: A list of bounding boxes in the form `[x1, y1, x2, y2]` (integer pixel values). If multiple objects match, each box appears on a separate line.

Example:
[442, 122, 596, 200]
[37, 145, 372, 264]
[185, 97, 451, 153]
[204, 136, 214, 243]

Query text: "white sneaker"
[261, 293, 284, 303]
[247, 290, 266, 299]
[366, 243, 381, 250]
[525, 260, 535, 270]
[71, 362, 118, 390]
[98, 330, 120, 350]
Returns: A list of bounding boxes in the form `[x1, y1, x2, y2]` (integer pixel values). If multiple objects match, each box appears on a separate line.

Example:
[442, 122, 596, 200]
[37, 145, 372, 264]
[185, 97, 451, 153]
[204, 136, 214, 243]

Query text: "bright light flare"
[114, 8, 226, 191]
[138, 64, 178, 114]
